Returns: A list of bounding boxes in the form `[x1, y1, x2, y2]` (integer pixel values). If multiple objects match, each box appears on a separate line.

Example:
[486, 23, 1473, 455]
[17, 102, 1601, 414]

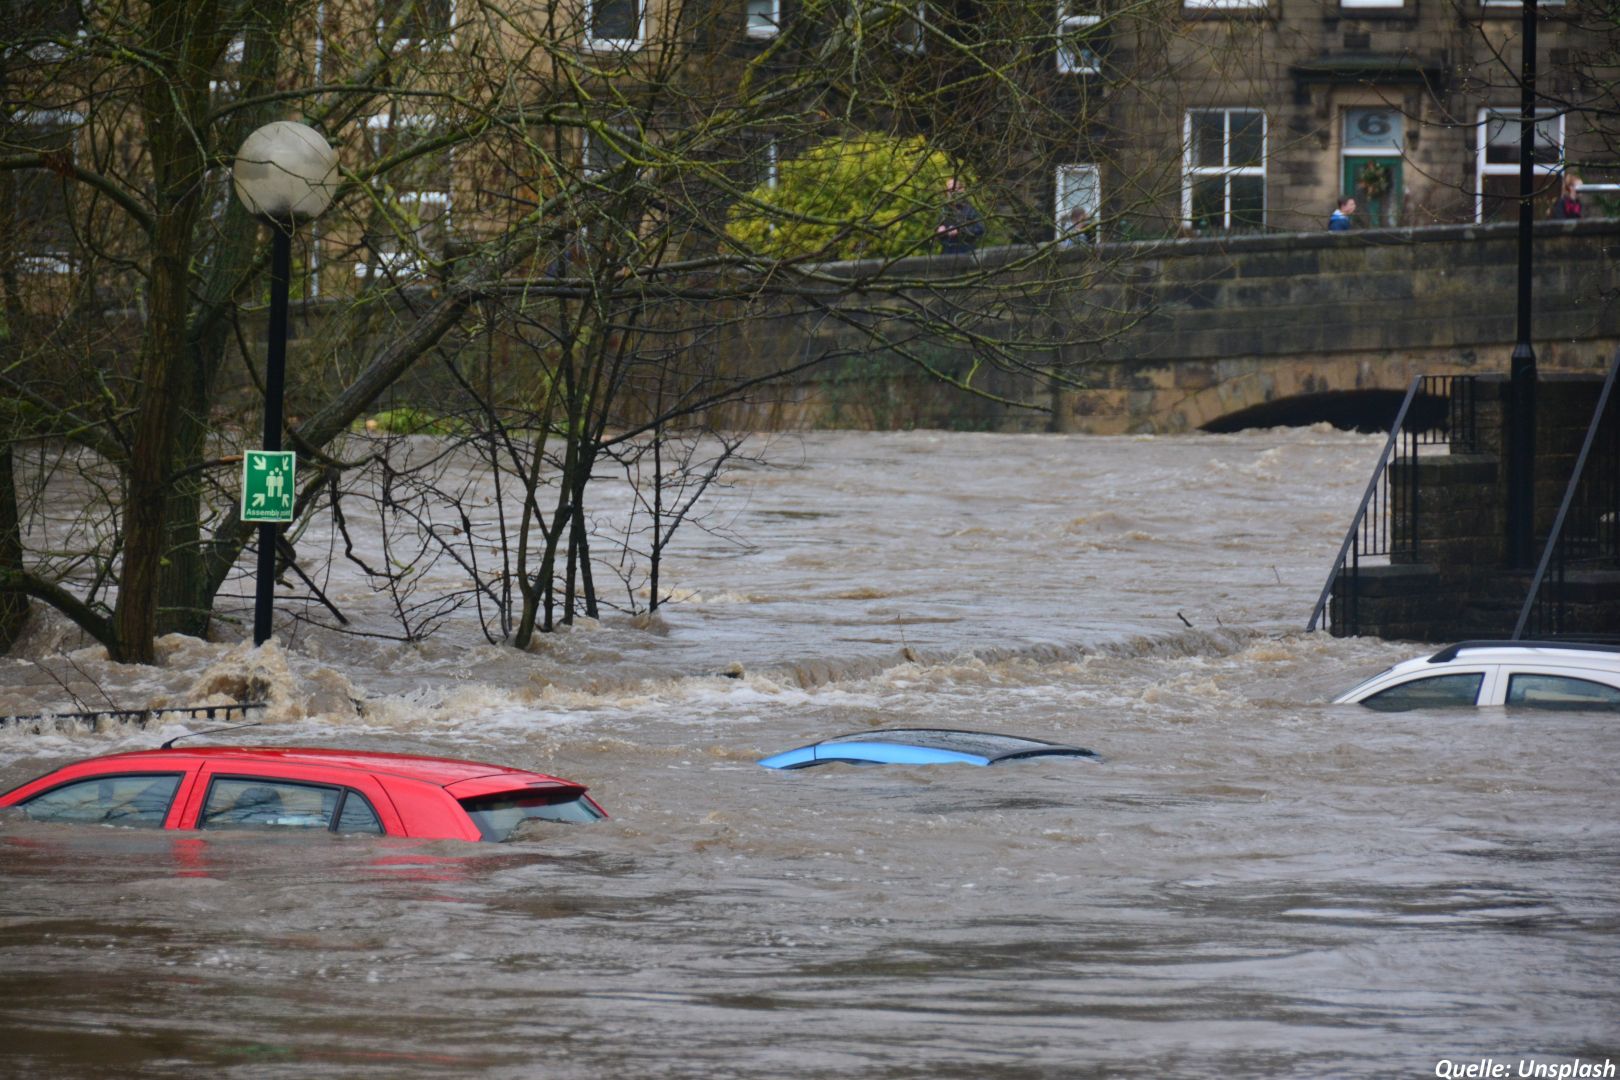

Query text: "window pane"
[1344, 108, 1403, 153]
[378, 0, 451, 39]
[336, 791, 385, 834]
[1484, 111, 1561, 166]
[896, 3, 924, 51]
[459, 792, 605, 842]
[202, 778, 341, 830]
[746, 0, 777, 35]
[591, 0, 638, 40]
[1192, 113, 1225, 169]
[1230, 175, 1265, 228]
[1057, 14, 1098, 72]
[1506, 674, 1620, 711]
[1362, 673, 1484, 711]
[22, 774, 181, 828]
[585, 132, 623, 175]
[11, 115, 78, 256]
[1229, 112, 1264, 167]
[16, 0, 81, 37]
[1056, 164, 1099, 237]
[1190, 176, 1225, 229]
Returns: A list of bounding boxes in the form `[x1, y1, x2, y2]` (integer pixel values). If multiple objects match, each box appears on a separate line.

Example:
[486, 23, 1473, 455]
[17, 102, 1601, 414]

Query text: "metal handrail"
[1512, 347, 1620, 640]
[0, 701, 266, 730]
[1306, 376, 1424, 632]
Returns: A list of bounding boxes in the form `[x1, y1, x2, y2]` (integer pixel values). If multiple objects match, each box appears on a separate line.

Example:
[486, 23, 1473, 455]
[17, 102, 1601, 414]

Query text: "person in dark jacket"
[1551, 172, 1583, 220]
[1328, 195, 1355, 232]
[937, 178, 985, 254]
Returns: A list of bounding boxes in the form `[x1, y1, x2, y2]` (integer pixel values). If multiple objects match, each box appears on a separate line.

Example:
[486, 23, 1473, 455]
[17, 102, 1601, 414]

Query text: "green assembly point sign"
[242, 450, 295, 523]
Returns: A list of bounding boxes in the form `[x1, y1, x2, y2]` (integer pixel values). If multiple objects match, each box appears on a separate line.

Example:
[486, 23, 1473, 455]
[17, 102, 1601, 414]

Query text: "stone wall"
[719, 217, 1620, 435]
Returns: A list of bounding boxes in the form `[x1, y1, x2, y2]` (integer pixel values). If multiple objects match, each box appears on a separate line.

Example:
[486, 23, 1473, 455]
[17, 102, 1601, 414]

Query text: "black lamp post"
[231, 121, 338, 646]
[1507, 0, 1538, 568]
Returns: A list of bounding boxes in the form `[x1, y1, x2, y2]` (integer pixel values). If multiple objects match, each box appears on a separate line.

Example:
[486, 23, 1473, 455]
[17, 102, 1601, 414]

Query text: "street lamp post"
[231, 121, 338, 646]
[1507, 0, 1538, 568]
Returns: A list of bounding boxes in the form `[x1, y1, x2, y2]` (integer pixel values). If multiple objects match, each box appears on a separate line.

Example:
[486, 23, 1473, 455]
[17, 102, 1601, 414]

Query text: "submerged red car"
[0, 746, 606, 842]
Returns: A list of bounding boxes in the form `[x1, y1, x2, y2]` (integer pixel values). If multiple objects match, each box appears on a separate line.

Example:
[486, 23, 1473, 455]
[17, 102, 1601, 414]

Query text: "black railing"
[1307, 374, 1478, 634]
[1513, 350, 1620, 642]
[0, 701, 265, 732]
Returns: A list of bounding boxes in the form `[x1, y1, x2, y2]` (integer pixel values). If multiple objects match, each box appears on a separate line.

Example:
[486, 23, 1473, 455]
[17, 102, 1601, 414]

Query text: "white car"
[1335, 641, 1620, 711]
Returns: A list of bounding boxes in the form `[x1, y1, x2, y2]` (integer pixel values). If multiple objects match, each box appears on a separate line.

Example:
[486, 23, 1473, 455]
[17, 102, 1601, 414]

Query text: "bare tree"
[3, 0, 1199, 661]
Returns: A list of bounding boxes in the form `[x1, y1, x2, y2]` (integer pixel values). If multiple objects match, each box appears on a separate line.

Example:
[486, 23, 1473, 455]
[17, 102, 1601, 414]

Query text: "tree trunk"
[112, 0, 219, 663]
[0, 447, 28, 652]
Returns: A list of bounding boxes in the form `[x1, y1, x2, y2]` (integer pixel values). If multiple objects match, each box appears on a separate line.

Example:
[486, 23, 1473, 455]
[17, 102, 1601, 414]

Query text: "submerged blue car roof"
[758, 728, 1100, 769]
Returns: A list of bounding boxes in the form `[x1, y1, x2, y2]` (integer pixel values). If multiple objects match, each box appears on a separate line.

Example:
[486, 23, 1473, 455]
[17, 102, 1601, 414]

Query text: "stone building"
[6, 1, 1609, 284]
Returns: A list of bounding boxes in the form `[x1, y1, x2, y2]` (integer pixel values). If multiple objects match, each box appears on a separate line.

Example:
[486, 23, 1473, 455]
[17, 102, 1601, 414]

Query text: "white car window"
[1361, 672, 1484, 711]
[1505, 673, 1620, 712]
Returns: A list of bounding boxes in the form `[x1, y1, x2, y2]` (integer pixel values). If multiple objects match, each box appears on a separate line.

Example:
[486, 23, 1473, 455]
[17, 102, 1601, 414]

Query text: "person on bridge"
[1328, 196, 1355, 232]
[937, 177, 986, 255]
[1551, 172, 1583, 220]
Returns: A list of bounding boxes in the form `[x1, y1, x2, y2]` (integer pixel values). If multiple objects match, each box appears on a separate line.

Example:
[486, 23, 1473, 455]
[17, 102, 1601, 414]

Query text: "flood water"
[1, 428, 1616, 1078]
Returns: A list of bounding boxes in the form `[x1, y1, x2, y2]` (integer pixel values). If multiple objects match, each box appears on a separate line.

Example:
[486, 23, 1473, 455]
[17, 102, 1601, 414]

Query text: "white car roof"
[1419, 641, 1620, 668]
[1337, 640, 1620, 704]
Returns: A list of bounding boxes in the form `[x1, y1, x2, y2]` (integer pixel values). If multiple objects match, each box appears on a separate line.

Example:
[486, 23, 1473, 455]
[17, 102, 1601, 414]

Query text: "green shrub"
[726, 134, 976, 261]
[364, 407, 461, 435]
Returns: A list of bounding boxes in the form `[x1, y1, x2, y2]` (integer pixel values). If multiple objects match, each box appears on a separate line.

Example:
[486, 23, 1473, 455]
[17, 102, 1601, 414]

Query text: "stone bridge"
[731, 218, 1620, 435]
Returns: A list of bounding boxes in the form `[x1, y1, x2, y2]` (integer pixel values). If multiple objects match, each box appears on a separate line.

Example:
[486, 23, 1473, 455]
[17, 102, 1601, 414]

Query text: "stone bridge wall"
[724, 218, 1620, 434]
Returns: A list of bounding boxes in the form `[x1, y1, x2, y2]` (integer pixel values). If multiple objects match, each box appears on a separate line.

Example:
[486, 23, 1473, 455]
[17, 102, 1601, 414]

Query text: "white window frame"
[895, 1, 926, 53]
[746, 0, 780, 38]
[1481, 0, 1563, 7]
[1340, 0, 1403, 8]
[756, 139, 779, 189]
[1474, 106, 1563, 223]
[1056, 4, 1099, 74]
[1054, 163, 1100, 241]
[1183, 0, 1265, 9]
[376, 0, 456, 49]
[1182, 108, 1267, 230]
[11, 109, 84, 273]
[357, 112, 452, 279]
[585, 0, 644, 51]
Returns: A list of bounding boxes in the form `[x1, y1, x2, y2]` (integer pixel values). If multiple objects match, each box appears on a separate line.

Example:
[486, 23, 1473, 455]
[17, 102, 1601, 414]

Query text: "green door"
[1343, 157, 1402, 227]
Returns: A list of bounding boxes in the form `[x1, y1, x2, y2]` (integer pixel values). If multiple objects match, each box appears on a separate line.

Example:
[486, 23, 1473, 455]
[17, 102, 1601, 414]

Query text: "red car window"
[16, 773, 183, 829]
[458, 790, 606, 842]
[200, 777, 342, 831]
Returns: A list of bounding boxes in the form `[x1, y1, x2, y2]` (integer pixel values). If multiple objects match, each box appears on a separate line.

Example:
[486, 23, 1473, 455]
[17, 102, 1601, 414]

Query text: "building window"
[1475, 106, 1563, 222]
[748, 138, 778, 190]
[1341, 106, 1404, 227]
[356, 113, 451, 279]
[1054, 164, 1099, 242]
[377, 0, 453, 46]
[895, 2, 925, 53]
[7, 110, 82, 273]
[1183, 0, 1266, 9]
[746, 0, 779, 38]
[1340, 0, 1403, 8]
[1056, 3, 1099, 74]
[13, 0, 84, 57]
[586, 0, 642, 49]
[1184, 108, 1265, 231]
[583, 124, 636, 178]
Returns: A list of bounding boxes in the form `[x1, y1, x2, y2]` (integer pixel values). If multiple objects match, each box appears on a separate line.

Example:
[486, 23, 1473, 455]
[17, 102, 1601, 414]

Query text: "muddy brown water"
[1, 429, 1616, 1078]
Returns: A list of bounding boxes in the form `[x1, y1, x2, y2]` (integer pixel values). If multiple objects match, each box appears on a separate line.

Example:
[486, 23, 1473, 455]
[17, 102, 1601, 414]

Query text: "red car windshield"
[459, 791, 604, 842]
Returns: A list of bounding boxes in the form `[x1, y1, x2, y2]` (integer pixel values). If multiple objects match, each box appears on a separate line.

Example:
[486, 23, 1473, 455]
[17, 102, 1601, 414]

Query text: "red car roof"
[68, 746, 562, 788]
